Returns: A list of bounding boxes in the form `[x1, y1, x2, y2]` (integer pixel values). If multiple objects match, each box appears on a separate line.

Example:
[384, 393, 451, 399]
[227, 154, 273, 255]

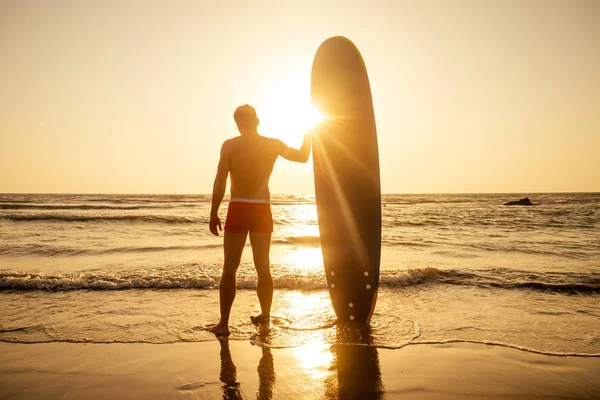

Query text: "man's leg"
[211, 230, 247, 335]
[249, 232, 273, 320]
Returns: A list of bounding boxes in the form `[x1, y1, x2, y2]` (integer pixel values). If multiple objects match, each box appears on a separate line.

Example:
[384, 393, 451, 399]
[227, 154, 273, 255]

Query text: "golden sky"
[1, 0, 598, 194]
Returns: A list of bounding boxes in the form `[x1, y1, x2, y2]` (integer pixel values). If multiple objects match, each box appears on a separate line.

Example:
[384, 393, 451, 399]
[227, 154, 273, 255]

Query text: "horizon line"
[1, 191, 598, 196]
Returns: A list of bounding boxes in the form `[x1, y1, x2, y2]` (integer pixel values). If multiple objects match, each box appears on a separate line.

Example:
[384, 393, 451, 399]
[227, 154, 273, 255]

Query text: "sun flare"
[256, 67, 324, 144]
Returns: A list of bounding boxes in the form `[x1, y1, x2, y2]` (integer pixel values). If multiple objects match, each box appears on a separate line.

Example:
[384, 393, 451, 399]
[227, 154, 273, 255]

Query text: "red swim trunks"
[224, 201, 273, 234]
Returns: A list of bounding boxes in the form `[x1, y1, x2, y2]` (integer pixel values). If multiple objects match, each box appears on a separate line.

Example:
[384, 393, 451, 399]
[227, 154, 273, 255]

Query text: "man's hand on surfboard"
[209, 215, 222, 236]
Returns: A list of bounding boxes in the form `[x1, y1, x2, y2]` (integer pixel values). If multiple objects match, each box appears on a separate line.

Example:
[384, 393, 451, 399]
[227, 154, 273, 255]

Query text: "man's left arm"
[209, 142, 229, 236]
[277, 131, 311, 163]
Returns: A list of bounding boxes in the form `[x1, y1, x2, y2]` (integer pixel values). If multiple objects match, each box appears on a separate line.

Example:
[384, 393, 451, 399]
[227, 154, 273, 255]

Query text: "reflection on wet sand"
[257, 346, 275, 400]
[218, 339, 275, 400]
[217, 324, 382, 399]
[219, 339, 243, 399]
[325, 325, 384, 399]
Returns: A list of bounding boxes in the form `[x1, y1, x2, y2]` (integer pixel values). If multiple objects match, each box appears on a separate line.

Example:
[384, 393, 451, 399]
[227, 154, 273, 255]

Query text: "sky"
[1, 0, 598, 194]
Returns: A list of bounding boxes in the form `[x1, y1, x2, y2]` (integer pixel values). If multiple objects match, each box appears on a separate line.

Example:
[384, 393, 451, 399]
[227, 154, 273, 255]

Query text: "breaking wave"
[0, 213, 205, 224]
[273, 236, 321, 246]
[0, 203, 171, 210]
[1, 267, 597, 294]
[0, 243, 222, 257]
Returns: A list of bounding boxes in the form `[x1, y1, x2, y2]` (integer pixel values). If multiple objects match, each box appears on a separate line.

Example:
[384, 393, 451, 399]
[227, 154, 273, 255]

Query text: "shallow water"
[1, 193, 599, 355]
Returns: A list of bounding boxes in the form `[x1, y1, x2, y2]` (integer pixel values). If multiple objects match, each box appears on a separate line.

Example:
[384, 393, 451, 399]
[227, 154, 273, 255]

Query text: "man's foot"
[250, 314, 271, 335]
[250, 314, 270, 326]
[209, 322, 230, 337]
[258, 320, 271, 335]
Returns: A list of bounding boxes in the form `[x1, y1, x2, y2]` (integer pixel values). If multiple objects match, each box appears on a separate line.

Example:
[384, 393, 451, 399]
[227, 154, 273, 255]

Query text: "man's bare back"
[223, 135, 285, 201]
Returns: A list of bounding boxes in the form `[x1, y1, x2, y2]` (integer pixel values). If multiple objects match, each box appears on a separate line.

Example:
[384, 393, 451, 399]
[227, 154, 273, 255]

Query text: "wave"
[269, 201, 314, 206]
[0, 237, 322, 257]
[1, 267, 597, 294]
[0, 244, 222, 257]
[432, 244, 591, 260]
[273, 235, 321, 246]
[0, 269, 313, 291]
[0, 201, 313, 212]
[436, 268, 600, 294]
[382, 239, 435, 248]
[0, 213, 206, 224]
[0, 203, 171, 210]
[484, 281, 600, 293]
[0, 195, 208, 204]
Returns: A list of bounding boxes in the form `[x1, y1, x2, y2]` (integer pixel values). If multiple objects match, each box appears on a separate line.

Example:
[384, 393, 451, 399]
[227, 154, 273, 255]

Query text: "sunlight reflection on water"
[280, 247, 323, 272]
[294, 343, 333, 380]
[275, 204, 323, 273]
[277, 291, 333, 328]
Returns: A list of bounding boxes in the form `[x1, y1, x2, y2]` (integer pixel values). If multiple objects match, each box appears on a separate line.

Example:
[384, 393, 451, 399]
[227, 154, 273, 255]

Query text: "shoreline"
[2, 341, 599, 399]
[3, 338, 599, 358]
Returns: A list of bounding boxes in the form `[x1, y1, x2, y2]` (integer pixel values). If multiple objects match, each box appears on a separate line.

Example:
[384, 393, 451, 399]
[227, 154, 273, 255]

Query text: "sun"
[256, 67, 324, 144]
[303, 102, 326, 130]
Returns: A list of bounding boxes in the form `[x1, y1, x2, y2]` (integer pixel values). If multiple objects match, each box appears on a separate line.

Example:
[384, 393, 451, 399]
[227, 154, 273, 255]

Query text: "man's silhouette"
[209, 104, 311, 336]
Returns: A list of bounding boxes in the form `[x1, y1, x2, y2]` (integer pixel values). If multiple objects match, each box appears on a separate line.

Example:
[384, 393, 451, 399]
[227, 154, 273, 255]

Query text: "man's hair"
[233, 104, 258, 128]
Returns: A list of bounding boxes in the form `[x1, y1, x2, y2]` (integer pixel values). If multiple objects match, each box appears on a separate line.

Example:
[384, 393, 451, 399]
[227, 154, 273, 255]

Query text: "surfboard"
[311, 36, 381, 325]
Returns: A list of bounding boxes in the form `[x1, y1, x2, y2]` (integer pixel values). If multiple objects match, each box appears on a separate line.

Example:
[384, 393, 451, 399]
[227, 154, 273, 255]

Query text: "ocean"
[1, 193, 598, 355]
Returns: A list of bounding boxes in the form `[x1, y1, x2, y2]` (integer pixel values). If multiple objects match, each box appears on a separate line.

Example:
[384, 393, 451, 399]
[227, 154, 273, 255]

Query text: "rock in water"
[504, 197, 533, 206]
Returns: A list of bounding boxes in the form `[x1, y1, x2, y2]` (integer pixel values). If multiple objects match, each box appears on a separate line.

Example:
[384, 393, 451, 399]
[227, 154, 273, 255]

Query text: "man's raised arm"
[279, 132, 311, 163]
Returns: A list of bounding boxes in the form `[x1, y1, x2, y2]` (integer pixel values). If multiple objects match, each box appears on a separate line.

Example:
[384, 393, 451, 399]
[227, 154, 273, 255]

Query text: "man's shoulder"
[223, 135, 285, 154]
[262, 136, 286, 149]
[221, 137, 240, 150]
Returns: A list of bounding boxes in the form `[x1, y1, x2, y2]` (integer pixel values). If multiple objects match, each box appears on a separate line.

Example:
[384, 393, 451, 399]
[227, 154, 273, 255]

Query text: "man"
[209, 104, 311, 336]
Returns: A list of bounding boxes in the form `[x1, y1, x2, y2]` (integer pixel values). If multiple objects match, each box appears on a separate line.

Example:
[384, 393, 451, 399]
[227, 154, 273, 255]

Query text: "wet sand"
[1, 341, 599, 399]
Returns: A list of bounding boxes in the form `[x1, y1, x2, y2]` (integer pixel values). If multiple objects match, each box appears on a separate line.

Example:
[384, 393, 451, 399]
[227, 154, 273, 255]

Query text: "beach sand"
[1, 341, 598, 399]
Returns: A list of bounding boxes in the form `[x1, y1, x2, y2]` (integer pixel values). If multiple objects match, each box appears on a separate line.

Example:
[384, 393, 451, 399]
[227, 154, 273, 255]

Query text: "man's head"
[233, 104, 259, 134]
